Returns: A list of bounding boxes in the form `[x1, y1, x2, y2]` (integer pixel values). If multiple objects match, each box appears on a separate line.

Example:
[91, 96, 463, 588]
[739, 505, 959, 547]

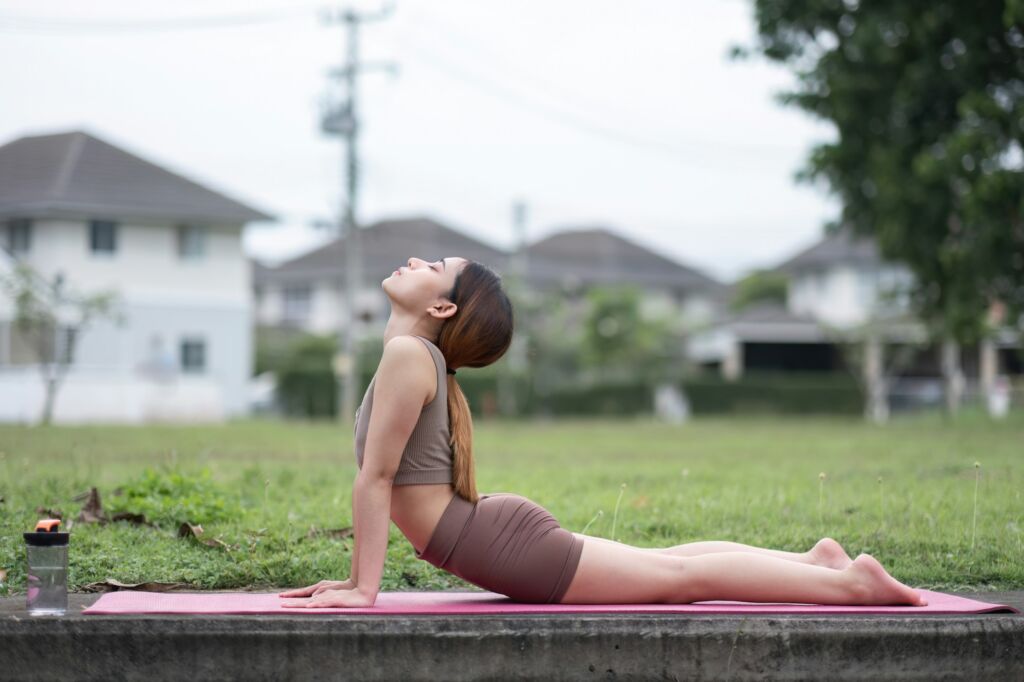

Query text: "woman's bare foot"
[843, 554, 928, 606]
[807, 537, 854, 570]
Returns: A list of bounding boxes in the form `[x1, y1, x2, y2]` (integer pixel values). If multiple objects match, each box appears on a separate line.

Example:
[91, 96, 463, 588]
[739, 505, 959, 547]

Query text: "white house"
[687, 228, 1021, 414]
[520, 226, 726, 330]
[0, 130, 273, 423]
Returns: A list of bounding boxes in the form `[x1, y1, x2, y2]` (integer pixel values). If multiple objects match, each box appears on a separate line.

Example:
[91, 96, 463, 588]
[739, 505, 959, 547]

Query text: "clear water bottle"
[23, 518, 69, 616]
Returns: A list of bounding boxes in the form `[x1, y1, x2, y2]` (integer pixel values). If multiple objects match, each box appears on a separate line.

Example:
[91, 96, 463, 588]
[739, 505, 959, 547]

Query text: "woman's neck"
[382, 310, 441, 347]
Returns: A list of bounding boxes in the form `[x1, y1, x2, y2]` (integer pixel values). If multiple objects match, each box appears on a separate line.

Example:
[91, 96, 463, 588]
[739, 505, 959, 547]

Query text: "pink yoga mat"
[82, 589, 1019, 615]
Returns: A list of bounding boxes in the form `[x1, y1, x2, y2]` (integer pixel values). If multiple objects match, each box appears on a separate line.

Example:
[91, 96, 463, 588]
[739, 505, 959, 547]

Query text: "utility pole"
[498, 199, 530, 416]
[320, 3, 396, 423]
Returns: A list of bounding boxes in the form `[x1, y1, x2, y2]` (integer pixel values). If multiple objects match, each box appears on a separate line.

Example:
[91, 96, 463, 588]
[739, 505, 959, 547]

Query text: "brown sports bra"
[353, 335, 453, 485]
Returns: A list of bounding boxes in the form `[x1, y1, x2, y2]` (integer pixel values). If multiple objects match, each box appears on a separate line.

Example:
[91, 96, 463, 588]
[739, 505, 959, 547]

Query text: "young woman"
[279, 257, 927, 608]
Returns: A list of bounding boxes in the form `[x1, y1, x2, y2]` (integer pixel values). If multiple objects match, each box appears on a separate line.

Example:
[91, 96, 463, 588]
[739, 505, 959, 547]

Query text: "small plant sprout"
[818, 472, 826, 534]
[581, 509, 604, 535]
[263, 478, 271, 523]
[878, 476, 884, 530]
[611, 483, 627, 542]
[971, 461, 981, 552]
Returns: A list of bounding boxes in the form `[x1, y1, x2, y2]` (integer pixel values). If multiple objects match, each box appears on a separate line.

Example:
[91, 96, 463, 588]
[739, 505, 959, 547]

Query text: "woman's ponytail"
[446, 375, 478, 503]
[437, 261, 513, 504]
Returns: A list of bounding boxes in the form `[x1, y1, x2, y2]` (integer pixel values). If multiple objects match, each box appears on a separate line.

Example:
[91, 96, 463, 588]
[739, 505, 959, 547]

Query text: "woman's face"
[382, 256, 469, 315]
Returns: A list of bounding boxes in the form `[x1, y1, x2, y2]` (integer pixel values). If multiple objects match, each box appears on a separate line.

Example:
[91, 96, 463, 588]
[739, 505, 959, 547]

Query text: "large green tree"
[735, 0, 1024, 342]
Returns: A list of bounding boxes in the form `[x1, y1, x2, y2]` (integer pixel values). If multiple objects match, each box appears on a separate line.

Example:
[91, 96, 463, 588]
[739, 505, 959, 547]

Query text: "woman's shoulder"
[381, 335, 439, 371]
[378, 335, 441, 406]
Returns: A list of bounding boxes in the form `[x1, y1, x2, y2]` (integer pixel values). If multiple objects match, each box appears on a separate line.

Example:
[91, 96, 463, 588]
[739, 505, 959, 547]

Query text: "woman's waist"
[390, 484, 458, 555]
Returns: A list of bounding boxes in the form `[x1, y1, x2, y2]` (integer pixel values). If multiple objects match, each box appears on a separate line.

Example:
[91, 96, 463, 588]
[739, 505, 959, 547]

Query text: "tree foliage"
[730, 269, 790, 312]
[580, 285, 680, 382]
[736, 0, 1024, 342]
[0, 262, 120, 424]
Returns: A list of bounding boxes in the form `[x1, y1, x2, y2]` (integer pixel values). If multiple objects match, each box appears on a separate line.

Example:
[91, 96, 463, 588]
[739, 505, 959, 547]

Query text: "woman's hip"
[416, 492, 582, 603]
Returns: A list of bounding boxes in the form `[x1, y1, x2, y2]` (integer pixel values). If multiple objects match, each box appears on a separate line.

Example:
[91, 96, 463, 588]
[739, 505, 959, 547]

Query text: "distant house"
[253, 217, 508, 335]
[0, 130, 272, 423]
[520, 227, 727, 328]
[687, 228, 1021, 412]
[253, 220, 727, 338]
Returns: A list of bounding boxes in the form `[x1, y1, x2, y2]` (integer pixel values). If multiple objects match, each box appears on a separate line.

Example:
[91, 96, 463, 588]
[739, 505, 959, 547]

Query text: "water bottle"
[23, 518, 69, 616]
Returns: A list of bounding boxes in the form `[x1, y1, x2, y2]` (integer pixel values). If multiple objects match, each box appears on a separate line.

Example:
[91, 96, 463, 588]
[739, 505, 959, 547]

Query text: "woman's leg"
[558, 536, 926, 606]
[573, 532, 853, 569]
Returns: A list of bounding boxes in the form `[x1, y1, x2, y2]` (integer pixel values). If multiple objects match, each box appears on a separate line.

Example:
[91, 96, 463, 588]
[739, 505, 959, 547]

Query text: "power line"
[0, 7, 316, 34]
[399, 36, 793, 170]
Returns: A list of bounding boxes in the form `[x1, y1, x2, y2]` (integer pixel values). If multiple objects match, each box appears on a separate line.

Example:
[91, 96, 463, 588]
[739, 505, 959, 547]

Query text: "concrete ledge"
[2, 592, 1022, 681]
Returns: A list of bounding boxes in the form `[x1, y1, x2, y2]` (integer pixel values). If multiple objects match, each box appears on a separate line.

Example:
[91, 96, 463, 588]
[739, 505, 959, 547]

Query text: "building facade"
[0, 130, 272, 423]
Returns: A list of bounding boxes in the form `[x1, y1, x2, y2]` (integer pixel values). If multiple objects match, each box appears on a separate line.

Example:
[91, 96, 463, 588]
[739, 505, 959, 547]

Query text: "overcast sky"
[0, 0, 840, 282]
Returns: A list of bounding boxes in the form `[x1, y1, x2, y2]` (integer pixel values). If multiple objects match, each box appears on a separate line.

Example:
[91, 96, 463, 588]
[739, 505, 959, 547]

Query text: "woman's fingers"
[278, 580, 326, 597]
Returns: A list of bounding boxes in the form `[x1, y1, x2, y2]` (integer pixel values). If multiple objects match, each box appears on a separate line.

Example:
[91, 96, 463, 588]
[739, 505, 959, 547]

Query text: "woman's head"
[382, 256, 514, 370]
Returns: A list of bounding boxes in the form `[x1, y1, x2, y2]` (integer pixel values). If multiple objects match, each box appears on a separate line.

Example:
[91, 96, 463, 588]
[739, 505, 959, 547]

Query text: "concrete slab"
[2, 590, 1022, 681]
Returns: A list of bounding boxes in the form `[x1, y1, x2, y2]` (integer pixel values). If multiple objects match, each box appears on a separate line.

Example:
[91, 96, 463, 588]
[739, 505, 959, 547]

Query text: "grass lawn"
[1, 410, 1021, 596]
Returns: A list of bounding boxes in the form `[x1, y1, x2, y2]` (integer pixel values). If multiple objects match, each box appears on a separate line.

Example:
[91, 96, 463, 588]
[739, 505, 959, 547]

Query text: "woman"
[280, 257, 927, 608]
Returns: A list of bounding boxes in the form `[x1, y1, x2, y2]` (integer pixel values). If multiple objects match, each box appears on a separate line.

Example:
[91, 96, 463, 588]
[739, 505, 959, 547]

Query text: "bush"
[276, 335, 337, 417]
[681, 371, 863, 415]
[107, 467, 242, 528]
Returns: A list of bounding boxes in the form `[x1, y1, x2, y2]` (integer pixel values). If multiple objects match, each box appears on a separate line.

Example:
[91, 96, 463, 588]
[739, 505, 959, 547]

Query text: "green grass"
[1, 410, 1022, 596]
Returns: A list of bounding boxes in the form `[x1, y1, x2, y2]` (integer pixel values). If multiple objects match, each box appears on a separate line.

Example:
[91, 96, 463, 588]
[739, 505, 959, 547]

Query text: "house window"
[4, 218, 32, 255]
[90, 220, 118, 254]
[57, 326, 76, 365]
[180, 338, 206, 374]
[282, 285, 312, 324]
[177, 224, 206, 259]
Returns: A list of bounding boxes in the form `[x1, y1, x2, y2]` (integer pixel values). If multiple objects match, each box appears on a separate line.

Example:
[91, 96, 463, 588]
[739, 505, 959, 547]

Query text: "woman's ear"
[428, 300, 458, 320]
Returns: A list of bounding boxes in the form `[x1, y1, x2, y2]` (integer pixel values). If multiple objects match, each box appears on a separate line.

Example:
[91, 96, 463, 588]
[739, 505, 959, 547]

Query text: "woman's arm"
[349, 482, 359, 585]
[348, 335, 437, 600]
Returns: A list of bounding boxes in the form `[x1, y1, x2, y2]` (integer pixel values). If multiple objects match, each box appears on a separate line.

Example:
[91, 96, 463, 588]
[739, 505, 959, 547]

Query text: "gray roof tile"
[776, 228, 880, 273]
[257, 216, 508, 283]
[522, 226, 724, 294]
[0, 130, 273, 223]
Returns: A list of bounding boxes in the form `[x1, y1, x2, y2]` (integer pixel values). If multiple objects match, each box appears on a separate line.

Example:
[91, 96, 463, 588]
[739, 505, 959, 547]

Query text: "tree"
[730, 269, 790, 312]
[734, 2, 1024, 346]
[0, 263, 120, 425]
[580, 285, 681, 383]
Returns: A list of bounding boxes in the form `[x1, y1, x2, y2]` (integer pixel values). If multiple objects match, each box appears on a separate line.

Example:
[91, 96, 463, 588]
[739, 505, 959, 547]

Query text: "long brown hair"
[437, 261, 513, 503]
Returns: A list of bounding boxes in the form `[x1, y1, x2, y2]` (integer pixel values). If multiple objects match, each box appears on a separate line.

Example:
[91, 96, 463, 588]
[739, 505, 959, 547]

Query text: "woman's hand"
[277, 579, 355, 598]
[280, 586, 376, 609]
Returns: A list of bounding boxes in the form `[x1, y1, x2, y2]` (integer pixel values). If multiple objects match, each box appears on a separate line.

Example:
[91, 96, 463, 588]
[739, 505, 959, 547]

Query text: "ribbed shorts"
[415, 492, 584, 604]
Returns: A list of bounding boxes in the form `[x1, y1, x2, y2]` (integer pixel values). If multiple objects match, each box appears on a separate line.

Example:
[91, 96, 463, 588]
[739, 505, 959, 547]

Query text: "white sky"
[0, 0, 839, 281]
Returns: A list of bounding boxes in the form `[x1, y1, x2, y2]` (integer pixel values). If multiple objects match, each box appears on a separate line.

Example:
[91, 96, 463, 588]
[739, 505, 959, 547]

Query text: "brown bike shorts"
[415, 492, 584, 604]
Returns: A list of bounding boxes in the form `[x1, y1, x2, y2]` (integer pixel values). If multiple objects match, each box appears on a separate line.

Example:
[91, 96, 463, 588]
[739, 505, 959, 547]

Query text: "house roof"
[776, 228, 881, 274]
[0, 130, 273, 223]
[255, 217, 508, 283]
[521, 227, 724, 295]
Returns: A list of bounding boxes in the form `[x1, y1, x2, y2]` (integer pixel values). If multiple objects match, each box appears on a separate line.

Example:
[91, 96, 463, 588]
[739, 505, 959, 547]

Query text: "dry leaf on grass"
[110, 512, 153, 527]
[305, 525, 353, 541]
[35, 506, 65, 519]
[75, 487, 107, 524]
[178, 521, 238, 552]
[81, 578, 187, 593]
